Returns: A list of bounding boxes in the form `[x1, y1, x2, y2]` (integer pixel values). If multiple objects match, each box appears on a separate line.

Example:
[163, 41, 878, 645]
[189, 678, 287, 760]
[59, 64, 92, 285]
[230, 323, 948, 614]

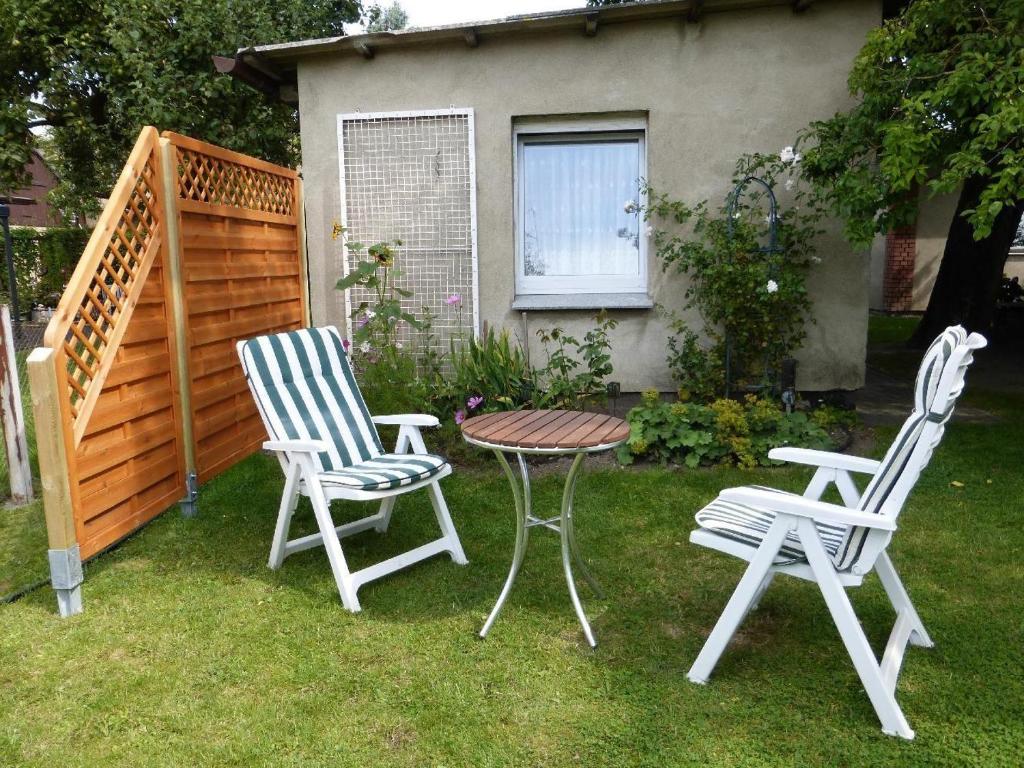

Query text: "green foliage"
[660, 307, 723, 403]
[619, 391, 833, 468]
[799, 0, 1024, 245]
[534, 311, 618, 410]
[0, 0, 364, 212]
[365, 1, 407, 31]
[444, 327, 535, 419]
[644, 152, 824, 395]
[1, 227, 89, 311]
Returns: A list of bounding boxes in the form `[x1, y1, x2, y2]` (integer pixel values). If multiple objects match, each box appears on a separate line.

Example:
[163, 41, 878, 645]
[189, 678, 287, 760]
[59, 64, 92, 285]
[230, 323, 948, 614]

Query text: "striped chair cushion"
[695, 487, 848, 565]
[319, 454, 449, 491]
[239, 327, 384, 473]
[832, 326, 967, 570]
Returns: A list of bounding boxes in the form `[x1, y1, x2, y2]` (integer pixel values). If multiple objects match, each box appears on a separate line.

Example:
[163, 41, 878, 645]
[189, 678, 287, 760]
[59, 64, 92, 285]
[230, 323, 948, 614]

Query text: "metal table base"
[479, 451, 604, 647]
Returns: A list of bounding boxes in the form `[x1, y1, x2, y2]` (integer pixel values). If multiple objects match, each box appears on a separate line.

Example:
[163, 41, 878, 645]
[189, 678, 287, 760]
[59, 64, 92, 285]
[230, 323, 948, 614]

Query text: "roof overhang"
[219, 0, 821, 101]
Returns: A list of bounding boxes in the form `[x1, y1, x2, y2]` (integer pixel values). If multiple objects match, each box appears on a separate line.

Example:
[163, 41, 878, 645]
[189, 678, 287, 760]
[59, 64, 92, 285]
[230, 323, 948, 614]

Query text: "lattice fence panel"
[338, 110, 477, 356]
[44, 129, 164, 436]
[174, 144, 294, 216]
[165, 132, 305, 483]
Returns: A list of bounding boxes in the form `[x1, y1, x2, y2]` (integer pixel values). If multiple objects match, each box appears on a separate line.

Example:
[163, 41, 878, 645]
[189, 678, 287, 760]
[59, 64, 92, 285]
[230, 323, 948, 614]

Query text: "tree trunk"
[910, 176, 1024, 347]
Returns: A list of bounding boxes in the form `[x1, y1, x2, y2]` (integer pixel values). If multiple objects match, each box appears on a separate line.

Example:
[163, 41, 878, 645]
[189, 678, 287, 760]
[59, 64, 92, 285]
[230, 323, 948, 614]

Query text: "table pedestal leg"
[480, 450, 603, 647]
[560, 452, 598, 647]
[479, 451, 530, 638]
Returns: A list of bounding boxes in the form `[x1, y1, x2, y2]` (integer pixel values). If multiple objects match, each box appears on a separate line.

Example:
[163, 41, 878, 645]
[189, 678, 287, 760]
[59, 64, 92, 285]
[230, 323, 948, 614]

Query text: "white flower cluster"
[766, 280, 779, 294]
[779, 146, 802, 165]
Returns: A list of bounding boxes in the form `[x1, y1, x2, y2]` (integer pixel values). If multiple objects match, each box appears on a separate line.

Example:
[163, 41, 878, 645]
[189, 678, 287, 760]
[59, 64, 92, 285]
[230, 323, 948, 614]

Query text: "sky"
[369, 0, 588, 30]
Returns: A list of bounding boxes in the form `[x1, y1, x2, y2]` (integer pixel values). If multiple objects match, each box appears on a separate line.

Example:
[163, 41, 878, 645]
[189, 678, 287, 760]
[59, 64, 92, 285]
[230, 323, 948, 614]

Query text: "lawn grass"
[866, 312, 920, 346]
[1, 386, 1022, 766]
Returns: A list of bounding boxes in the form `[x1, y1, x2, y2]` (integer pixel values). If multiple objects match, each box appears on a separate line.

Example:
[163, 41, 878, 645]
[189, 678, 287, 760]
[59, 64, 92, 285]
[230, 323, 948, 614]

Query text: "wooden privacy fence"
[28, 127, 309, 616]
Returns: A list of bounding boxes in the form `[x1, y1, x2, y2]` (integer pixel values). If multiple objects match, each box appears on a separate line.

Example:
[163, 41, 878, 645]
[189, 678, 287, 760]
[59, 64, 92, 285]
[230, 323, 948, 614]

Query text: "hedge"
[1, 227, 87, 315]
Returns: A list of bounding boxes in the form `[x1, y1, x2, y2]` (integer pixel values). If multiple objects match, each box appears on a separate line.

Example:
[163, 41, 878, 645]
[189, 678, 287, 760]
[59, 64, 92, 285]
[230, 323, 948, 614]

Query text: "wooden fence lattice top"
[43, 127, 165, 444]
[168, 133, 296, 217]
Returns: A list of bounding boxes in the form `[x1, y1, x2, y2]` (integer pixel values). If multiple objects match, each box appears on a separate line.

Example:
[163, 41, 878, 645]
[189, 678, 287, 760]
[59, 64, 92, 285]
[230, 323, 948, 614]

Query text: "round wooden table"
[461, 409, 629, 647]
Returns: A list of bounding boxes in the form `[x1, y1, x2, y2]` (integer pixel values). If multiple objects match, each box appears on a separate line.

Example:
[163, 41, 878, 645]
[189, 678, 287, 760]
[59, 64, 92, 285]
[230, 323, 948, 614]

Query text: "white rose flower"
[365, 309, 376, 319]
[624, 199, 637, 214]
[359, 341, 372, 354]
[395, 341, 404, 350]
[811, 255, 822, 264]
[780, 146, 796, 164]
[645, 225, 654, 237]
[766, 280, 779, 294]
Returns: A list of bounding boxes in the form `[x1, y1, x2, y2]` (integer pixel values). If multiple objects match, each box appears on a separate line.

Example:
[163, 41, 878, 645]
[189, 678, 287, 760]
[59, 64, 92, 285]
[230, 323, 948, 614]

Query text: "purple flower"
[445, 293, 463, 306]
[467, 395, 484, 411]
[455, 409, 467, 425]
[342, 338, 351, 353]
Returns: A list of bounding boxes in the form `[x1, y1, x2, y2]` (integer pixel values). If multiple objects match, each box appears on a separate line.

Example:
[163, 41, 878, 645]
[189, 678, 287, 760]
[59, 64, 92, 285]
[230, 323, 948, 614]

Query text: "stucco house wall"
[292, 0, 879, 392]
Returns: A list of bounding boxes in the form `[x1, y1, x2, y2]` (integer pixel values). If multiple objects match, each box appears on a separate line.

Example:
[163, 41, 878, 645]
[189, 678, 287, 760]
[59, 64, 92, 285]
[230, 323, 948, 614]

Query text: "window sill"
[512, 293, 654, 311]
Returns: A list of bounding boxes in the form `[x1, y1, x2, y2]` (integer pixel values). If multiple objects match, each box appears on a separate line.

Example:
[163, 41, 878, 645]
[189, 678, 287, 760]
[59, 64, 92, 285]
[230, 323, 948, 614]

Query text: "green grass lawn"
[1, 386, 1022, 766]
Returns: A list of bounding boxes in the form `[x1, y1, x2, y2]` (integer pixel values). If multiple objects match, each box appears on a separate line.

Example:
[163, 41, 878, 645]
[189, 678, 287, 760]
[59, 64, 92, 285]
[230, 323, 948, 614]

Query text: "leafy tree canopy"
[800, 0, 1024, 247]
[366, 1, 409, 32]
[0, 0, 363, 215]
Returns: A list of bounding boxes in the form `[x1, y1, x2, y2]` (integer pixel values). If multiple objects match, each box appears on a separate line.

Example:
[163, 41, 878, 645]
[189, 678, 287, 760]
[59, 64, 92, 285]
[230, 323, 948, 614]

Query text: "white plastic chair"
[237, 326, 467, 611]
[686, 326, 986, 739]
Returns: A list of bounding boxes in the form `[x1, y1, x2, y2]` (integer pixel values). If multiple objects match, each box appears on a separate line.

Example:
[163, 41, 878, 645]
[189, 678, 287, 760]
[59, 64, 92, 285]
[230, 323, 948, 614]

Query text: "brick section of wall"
[883, 224, 917, 312]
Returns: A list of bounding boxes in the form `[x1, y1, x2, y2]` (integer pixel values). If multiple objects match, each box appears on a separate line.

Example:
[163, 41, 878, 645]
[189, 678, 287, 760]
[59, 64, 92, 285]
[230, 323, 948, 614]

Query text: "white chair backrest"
[832, 326, 986, 573]
[237, 326, 384, 473]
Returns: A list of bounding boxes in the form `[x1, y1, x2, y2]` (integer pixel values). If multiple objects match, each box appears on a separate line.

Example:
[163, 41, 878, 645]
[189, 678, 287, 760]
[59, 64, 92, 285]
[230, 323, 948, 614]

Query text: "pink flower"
[455, 409, 467, 425]
[342, 339, 351, 353]
[445, 294, 463, 306]
[467, 395, 484, 410]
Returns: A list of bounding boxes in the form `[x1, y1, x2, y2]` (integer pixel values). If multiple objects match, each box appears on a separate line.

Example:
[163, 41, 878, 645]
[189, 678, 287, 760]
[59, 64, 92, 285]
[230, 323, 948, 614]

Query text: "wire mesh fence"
[338, 110, 477, 357]
[0, 313, 48, 600]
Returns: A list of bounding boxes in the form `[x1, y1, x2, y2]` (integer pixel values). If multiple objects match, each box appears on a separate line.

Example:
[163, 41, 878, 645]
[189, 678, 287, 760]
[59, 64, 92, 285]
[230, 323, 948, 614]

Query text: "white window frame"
[513, 116, 648, 297]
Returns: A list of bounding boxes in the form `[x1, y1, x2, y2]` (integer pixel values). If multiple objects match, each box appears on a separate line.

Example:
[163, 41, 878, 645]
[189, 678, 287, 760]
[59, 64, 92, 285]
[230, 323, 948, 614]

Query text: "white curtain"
[522, 138, 640, 277]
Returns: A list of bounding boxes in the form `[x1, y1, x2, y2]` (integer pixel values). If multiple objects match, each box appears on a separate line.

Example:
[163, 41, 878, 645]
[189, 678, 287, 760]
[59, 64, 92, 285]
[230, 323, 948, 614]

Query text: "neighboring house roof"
[228, 0, 825, 101]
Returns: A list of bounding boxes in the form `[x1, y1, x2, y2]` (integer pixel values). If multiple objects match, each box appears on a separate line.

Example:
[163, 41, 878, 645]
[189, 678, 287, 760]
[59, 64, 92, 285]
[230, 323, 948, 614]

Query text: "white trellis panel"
[337, 108, 479, 354]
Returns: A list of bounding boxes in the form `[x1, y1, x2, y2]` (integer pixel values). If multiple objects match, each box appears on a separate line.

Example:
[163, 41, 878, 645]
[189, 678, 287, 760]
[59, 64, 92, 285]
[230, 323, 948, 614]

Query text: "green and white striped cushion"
[695, 487, 847, 565]
[320, 454, 449, 491]
[238, 327, 384, 473]
[832, 326, 968, 570]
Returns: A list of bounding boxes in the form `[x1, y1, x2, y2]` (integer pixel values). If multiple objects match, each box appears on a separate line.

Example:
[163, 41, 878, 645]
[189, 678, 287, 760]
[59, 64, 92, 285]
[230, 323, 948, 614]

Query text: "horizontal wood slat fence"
[28, 128, 308, 614]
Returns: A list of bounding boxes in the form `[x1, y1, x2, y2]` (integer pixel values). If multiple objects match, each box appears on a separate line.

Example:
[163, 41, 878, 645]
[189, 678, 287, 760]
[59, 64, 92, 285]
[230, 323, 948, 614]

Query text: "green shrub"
[534, 311, 618, 411]
[1, 227, 88, 311]
[619, 392, 832, 468]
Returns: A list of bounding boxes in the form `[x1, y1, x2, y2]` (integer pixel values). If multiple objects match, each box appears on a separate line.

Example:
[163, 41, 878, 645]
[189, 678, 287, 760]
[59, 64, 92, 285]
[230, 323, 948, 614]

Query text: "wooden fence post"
[27, 346, 82, 616]
[159, 137, 198, 516]
[296, 177, 311, 328]
[0, 305, 32, 503]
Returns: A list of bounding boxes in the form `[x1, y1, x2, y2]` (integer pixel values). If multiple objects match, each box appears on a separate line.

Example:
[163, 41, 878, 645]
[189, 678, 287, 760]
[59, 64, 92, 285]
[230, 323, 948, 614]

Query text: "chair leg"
[798, 518, 914, 740]
[427, 480, 468, 565]
[374, 497, 397, 533]
[875, 552, 934, 648]
[301, 460, 361, 611]
[269, 460, 302, 570]
[749, 572, 775, 613]
[688, 517, 791, 684]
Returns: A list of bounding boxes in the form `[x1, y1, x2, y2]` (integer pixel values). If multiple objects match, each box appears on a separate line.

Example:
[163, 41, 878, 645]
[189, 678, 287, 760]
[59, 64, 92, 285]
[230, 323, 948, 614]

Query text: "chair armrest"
[371, 414, 440, 428]
[768, 447, 880, 475]
[719, 487, 896, 531]
[263, 439, 330, 454]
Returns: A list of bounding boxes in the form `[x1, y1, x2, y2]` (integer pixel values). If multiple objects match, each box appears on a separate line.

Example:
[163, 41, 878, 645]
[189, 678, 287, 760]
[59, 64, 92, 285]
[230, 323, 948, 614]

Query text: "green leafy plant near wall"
[1, 227, 88, 312]
[642, 151, 826, 399]
[621, 390, 833, 468]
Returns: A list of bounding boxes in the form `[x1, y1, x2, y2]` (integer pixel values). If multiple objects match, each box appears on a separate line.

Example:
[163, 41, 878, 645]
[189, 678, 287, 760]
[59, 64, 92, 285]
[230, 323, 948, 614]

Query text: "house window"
[514, 117, 648, 305]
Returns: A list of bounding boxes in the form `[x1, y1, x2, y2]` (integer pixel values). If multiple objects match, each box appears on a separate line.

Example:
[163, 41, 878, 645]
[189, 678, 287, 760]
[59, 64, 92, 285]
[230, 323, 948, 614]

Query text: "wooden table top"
[460, 410, 629, 452]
